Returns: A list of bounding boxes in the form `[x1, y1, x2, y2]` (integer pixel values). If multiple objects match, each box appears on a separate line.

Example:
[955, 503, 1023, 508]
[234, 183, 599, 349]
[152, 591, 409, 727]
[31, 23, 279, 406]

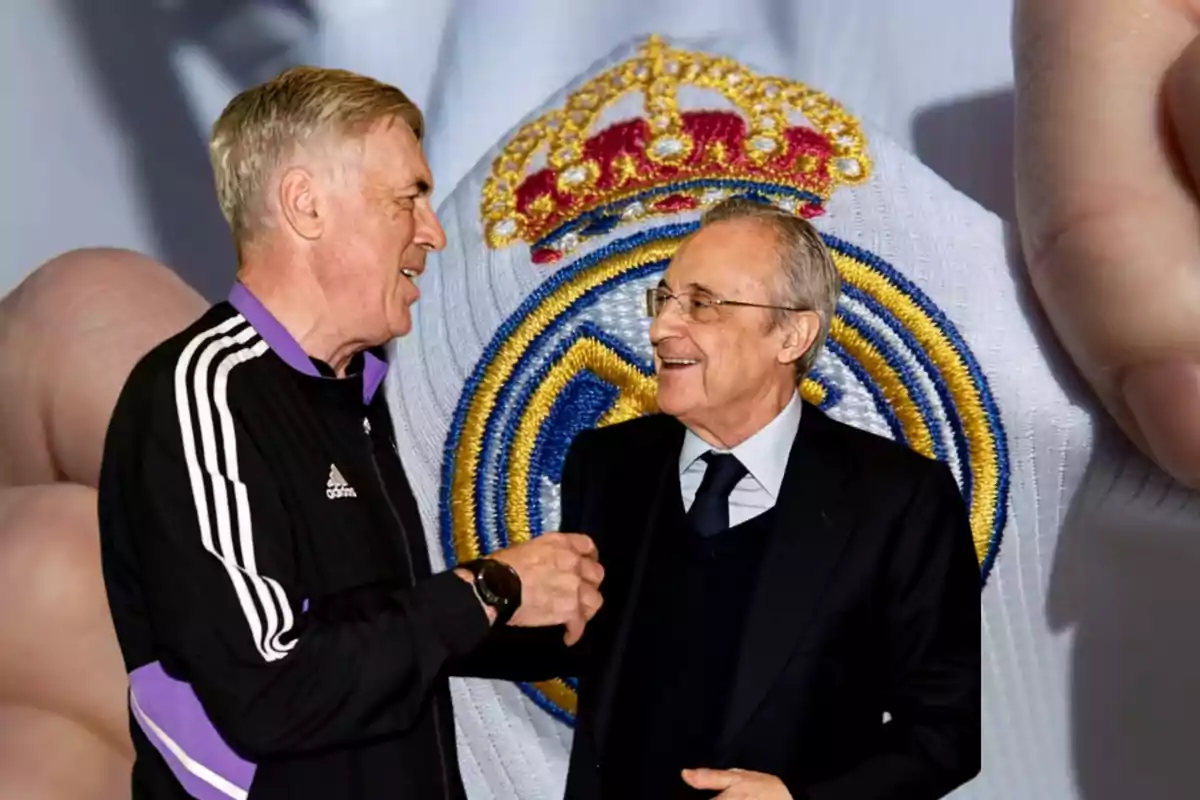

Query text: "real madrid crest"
[439, 36, 1008, 724]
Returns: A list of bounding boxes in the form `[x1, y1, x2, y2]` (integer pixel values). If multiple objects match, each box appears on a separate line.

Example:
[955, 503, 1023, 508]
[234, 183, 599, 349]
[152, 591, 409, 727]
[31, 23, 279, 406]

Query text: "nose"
[649, 296, 687, 346]
[415, 202, 447, 252]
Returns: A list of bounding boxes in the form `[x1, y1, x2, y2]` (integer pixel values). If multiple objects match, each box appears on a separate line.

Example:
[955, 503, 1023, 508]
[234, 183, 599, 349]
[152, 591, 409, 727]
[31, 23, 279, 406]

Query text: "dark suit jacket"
[454, 403, 981, 800]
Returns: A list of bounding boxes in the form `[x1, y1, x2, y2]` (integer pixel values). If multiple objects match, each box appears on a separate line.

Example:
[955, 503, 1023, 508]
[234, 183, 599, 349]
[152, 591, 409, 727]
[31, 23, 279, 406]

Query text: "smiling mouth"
[400, 267, 421, 280]
[659, 357, 700, 369]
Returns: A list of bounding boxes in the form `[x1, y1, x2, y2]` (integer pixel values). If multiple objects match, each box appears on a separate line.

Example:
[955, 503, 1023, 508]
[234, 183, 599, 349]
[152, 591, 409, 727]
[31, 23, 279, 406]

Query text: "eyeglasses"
[644, 287, 806, 324]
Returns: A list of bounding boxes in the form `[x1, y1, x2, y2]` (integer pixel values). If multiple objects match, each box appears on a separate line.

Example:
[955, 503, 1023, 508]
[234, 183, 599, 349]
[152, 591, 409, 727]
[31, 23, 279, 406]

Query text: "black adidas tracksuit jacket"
[98, 286, 513, 799]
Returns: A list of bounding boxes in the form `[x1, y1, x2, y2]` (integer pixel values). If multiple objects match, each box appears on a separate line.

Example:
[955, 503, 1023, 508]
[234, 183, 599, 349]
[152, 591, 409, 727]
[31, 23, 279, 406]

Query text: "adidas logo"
[326, 464, 357, 499]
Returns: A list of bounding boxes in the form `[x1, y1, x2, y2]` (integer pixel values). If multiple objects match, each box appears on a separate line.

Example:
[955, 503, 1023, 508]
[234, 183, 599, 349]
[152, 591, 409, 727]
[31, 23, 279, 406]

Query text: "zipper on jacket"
[364, 418, 453, 800]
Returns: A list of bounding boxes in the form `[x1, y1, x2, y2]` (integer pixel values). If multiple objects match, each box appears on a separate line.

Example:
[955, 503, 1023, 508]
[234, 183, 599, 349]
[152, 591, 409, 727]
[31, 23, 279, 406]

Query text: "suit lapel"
[590, 418, 685, 749]
[717, 404, 857, 752]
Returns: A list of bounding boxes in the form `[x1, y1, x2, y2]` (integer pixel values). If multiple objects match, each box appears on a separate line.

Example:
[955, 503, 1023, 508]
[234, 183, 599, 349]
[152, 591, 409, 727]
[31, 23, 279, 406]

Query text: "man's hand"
[472, 532, 604, 645]
[1014, 0, 1200, 488]
[681, 768, 792, 799]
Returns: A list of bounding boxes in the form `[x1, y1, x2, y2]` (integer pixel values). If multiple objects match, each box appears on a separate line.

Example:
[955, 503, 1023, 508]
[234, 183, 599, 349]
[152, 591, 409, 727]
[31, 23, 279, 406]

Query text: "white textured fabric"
[679, 391, 803, 525]
[385, 34, 1200, 800]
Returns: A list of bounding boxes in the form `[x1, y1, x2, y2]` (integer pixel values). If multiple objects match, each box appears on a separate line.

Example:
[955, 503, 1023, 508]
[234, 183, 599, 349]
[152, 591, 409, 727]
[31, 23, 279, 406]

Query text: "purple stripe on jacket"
[129, 662, 255, 799]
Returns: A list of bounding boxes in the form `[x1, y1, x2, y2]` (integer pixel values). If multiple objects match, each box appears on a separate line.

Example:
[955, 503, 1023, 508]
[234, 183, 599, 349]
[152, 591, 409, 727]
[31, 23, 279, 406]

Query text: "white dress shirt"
[678, 392, 803, 527]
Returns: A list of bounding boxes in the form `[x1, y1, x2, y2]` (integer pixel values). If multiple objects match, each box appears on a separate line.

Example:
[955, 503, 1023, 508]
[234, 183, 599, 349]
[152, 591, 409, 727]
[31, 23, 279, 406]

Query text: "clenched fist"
[492, 532, 605, 646]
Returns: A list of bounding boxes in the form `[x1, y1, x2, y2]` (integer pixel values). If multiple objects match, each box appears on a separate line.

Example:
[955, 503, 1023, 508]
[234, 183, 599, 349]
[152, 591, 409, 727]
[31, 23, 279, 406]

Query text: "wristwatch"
[459, 559, 522, 625]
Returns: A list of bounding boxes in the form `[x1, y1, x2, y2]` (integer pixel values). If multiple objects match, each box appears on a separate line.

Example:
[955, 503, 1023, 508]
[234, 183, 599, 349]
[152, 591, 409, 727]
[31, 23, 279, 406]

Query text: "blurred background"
[1, 0, 1014, 300]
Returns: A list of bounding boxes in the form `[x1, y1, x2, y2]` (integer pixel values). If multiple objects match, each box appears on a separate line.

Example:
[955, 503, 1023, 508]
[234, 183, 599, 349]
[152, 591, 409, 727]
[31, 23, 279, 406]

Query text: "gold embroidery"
[835, 253, 1001, 558]
[480, 35, 871, 251]
[506, 337, 658, 545]
[828, 316, 933, 458]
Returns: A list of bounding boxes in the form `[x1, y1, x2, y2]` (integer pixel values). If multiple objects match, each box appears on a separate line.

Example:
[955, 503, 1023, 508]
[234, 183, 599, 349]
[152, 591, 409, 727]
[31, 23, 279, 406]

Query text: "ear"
[778, 310, 821, 367]
[278, 166, 323, 241]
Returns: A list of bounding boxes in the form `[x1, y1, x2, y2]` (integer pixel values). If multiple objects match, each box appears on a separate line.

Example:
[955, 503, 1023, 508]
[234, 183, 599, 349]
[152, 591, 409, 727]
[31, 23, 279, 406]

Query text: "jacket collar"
[228, 281, 388, 404]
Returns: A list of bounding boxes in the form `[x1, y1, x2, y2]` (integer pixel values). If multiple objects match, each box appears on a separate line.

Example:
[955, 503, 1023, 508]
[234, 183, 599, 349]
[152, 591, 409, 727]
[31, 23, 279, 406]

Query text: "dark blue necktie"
[687, 452, 749, 537]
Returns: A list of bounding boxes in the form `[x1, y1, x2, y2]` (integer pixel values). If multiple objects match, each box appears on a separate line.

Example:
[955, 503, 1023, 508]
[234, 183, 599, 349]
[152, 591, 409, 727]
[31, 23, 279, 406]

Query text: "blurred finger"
[1014, 0, 1200, 486]
[1135, 36, 1200, 480]
[0, 485, 131, 757]
[0, 707, 130, 800]
[0, 249, 205, 489]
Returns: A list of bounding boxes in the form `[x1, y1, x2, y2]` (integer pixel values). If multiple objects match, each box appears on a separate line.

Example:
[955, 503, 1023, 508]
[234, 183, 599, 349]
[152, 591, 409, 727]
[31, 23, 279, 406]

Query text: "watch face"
[479, 560, 521, 609]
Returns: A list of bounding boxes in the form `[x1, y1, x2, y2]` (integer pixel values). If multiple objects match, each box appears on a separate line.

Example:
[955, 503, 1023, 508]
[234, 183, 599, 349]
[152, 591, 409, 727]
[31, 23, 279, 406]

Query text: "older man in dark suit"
[463, 196, 980, 799]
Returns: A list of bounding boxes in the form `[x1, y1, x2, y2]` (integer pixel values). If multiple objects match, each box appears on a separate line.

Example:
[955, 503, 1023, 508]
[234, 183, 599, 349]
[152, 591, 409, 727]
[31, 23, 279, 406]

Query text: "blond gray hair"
[209, 65, 424, 249]
[699, 197, 841, 377]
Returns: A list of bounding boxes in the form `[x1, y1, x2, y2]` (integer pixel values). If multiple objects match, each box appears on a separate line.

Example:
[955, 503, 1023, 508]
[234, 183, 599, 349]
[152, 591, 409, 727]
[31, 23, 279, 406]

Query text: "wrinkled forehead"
[349, 118, 433, 186]
[663, 220, 783, 297]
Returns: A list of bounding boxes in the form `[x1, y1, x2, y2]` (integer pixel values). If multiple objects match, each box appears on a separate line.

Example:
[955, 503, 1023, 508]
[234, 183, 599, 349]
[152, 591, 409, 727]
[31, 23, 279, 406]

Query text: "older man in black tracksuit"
[98, 66, 603, 800]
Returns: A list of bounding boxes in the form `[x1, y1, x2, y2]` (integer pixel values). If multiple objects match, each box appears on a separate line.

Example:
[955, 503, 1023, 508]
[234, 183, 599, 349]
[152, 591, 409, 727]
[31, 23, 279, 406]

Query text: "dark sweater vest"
[602, 485, 778, 799]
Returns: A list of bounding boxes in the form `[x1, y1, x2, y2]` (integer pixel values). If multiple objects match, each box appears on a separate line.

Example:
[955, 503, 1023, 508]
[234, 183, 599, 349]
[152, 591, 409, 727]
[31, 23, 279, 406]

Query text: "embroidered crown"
[480, 35, 871, 263]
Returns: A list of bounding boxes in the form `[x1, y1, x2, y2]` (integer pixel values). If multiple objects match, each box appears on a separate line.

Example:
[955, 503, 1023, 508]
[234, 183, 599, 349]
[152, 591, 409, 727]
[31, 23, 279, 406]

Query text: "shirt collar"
[679, 391, 803, 500]
[228, 281, 388, 404]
